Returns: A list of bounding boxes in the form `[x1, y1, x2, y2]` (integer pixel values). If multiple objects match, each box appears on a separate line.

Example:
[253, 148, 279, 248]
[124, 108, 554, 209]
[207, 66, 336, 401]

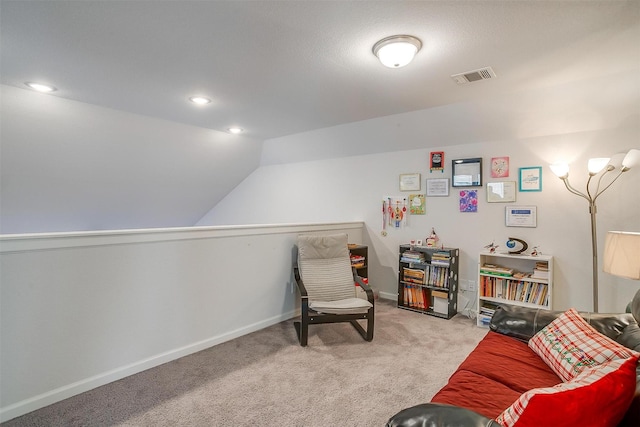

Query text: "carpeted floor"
[3, 300, 487, 427]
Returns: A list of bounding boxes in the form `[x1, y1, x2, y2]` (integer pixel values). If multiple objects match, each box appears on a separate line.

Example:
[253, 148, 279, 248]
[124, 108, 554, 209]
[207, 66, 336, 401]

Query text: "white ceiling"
[2, 0, 638, 141]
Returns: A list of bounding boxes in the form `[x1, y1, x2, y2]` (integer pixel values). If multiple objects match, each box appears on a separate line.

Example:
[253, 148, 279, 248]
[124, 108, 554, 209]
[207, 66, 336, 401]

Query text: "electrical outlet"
[468, 281, 476, 292]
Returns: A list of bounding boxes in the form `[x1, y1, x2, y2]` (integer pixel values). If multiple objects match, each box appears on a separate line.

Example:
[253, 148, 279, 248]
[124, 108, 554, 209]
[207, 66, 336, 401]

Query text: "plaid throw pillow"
[528, 308, 638, 381]
[496, 355, 638, 427]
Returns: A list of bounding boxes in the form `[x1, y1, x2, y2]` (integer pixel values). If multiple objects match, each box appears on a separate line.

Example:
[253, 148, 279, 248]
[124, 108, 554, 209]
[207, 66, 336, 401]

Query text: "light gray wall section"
[197, 71, 640, 314]
[0, 85, 263, 233]
[0, 222, 364, 422]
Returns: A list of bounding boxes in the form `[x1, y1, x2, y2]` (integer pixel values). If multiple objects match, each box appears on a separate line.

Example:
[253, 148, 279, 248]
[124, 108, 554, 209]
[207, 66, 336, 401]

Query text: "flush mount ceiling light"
[25, 82, 57, 93]
[372, 35, 422, 68]
[227, 127, 243, 134]
[189, 96, 211, 105]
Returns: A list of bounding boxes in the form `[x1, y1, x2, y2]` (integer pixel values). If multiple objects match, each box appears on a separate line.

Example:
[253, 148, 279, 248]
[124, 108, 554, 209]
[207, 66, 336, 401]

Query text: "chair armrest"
[353, 269, 374, 303]
[293, 265, 308, 298]
[386, 403, 499, 427]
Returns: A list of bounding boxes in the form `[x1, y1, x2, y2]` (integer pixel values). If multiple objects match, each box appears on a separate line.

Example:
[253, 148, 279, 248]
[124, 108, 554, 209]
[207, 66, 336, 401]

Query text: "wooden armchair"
[293, 233, 374, 346]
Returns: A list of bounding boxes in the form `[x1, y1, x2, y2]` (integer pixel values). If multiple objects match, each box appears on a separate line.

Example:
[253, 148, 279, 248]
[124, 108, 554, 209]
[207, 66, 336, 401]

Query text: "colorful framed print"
[491, 156, 509, 178]
[459, 190, 478, 213]
[409, 194, 425, 214]
[430, 151, 444, 173]
[519, 166, 542, 192]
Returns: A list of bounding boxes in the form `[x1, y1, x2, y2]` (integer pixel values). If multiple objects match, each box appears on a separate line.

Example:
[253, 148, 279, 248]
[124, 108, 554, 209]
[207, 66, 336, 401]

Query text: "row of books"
[531, 261, 550, 280]
[478, 301, 500, 318]
[350, 254, 365, 269]
[430, 251, 451, 267]
[401, 284, 449, 314]
[480, 276, 549, 306]
[402, 266, 450, 289]
[400, 250, 451, 267]
[400, 250, 426, 264]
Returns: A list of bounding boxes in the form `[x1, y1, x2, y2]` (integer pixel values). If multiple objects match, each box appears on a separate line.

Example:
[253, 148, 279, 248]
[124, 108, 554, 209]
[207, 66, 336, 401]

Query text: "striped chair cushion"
[298, 234, 356, 302]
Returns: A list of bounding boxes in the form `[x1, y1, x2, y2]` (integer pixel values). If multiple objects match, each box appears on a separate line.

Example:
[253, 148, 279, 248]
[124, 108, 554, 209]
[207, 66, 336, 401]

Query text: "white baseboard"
[0, 310, 297, 423]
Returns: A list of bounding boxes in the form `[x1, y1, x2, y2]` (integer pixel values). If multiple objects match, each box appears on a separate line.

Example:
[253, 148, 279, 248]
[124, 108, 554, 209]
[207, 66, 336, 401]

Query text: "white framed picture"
[426, 178, 450, 196]
[399, 173, 421, 191]
[487, 181, 516, 203]
[505, 205, 537, 227]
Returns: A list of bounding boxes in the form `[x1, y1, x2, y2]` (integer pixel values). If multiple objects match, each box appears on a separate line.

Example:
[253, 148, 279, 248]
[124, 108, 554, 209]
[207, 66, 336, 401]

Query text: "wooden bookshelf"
[397, 245, 459, 319]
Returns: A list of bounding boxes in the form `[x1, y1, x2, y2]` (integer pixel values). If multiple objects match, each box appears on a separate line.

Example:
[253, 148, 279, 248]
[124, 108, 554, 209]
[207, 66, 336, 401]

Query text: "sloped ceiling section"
[0, 85, 262, 234]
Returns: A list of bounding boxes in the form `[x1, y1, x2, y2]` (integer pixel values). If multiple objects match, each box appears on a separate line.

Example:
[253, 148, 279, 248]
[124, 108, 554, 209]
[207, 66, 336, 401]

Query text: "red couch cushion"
[431, 331, 561, 419]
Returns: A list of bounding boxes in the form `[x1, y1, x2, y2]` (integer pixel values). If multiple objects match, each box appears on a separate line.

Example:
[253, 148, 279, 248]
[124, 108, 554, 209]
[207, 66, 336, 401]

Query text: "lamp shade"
[603, 231, 640, 280]
[587, 158, 610, 174]
[549, 163, 569, 178]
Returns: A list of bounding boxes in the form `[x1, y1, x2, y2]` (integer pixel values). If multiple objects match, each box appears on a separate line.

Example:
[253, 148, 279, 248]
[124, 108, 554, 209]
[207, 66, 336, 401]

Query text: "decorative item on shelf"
[549, 149, 639, 312]
[531, 246, 540, 257]
[602, 231, 640, 313]
[506, 237, 528, 254]
[426, 228, 439, 247]
[484, 241, 499, 253]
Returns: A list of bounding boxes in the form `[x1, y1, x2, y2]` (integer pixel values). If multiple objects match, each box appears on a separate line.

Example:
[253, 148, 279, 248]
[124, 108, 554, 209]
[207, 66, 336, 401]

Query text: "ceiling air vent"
[451, 67, 496, 85]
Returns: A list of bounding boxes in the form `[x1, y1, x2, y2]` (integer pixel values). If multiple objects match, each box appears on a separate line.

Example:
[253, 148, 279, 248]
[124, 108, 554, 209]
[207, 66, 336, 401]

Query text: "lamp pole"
[556, 165, 628, 313]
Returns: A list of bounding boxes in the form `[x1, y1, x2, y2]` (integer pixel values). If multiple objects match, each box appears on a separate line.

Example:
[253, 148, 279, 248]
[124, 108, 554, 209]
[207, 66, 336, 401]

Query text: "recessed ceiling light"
[25, 82, 57, 93]
[189, 96, 211, 105]
[227, 127, 243, 134]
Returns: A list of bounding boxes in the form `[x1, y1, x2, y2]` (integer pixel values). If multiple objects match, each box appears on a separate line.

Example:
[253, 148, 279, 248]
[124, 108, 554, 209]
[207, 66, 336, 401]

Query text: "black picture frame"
[452, 158, 483, 187]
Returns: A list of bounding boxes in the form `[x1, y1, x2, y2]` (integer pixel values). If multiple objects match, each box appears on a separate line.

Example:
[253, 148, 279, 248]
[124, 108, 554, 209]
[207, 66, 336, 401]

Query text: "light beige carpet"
[3, 300, 487, 427]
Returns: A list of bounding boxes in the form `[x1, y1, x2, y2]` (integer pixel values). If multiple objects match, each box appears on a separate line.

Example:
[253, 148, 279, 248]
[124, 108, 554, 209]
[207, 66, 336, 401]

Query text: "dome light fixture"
[25, 82, 57, 93]
[227, 127, 243, 134]
[372, 35, 422, 68]
[189, 96, 211, 105]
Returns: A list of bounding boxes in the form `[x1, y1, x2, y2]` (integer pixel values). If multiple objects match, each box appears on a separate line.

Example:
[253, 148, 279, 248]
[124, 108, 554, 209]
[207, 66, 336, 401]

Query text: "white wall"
[198, 118, 640, 314]
[0, 85, 263, 234]
[0, 222, 363, 422]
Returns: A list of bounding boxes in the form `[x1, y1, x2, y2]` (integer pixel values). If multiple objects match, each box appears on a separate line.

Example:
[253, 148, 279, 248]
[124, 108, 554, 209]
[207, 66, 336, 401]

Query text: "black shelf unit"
[397, 245, 459, 319]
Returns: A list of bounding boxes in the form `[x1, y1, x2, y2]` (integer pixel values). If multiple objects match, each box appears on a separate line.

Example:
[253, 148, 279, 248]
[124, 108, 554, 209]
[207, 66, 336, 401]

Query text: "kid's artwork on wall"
[409, 194, 425, 214]
[382, 196, 409, 230]
[491, 156, 509, 178]
[459, 190, 478, 213]
[430, 151, 444, 173]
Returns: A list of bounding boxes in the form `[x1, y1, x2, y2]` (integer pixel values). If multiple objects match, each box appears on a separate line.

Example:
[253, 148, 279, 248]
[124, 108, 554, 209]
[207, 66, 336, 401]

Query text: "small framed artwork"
[409, 194, 425, 214]
[430, 151, 444, 173]
[505, 205, 537, 227]
[426, 178, 450, 196]
[459, 190, 478, 213]
[491, 156, 509, 178]
[400, 173, 421, 191]
[487, 181, 517, 203]
[519, 167, 542, 192]
[452, 158, 482, 187]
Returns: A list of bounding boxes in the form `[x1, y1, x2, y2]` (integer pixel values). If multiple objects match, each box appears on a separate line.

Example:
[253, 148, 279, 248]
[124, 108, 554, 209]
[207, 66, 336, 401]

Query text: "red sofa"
[387, 303, 640, 427]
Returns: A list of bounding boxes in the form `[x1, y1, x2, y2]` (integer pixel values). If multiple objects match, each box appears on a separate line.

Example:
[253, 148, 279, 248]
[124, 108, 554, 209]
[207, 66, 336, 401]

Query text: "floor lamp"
[603, 231, 640, 315]
[549, 149, 639, 312]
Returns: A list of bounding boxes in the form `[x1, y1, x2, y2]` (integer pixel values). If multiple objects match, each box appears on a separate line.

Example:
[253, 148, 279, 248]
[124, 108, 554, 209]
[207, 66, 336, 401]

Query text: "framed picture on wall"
[519, 167, 542, 192]
[399, 173, 421, 191]
[426, 178, 450, 196]
[487, 181, 516, 203]
[452, 158, 483, 187]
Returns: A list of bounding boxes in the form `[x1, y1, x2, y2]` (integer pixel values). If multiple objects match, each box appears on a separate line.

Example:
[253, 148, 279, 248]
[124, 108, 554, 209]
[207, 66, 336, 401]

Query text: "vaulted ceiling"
[2, 1, 638, 141]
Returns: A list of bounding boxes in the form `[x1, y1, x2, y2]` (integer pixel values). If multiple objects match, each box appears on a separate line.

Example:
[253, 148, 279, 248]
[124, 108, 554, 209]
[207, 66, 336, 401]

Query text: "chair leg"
[294, 315, 309, 347]
[350, 307, 374, 342]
